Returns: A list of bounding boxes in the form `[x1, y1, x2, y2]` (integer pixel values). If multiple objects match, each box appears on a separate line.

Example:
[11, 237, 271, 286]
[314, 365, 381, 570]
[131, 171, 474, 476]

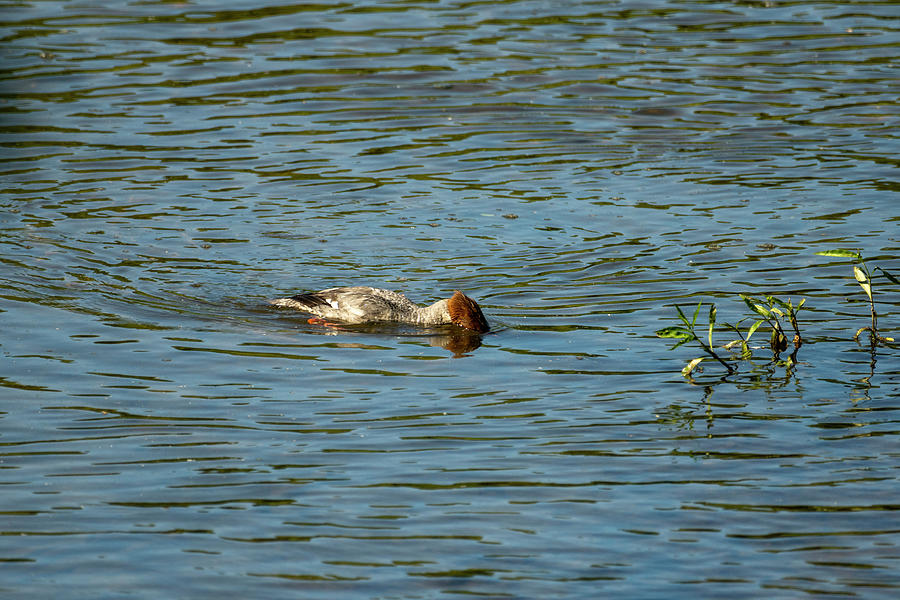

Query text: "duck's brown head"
[447, 290, 490, 333]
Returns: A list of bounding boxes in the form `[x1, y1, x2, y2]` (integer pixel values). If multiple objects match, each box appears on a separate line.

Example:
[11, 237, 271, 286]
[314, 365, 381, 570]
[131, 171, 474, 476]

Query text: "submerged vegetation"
[656, 294, 805, 378]
[655, 302, 734, 377]
[815, 249, 897, 346]
[657, 248, 896, 378]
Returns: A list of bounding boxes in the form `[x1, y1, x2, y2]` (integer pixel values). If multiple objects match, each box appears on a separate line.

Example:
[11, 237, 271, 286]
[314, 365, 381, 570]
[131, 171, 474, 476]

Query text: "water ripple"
[2, 1, 899, 598]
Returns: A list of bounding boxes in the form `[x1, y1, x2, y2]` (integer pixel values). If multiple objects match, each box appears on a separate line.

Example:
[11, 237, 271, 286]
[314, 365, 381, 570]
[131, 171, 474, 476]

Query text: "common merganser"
[270, 286, 490, 333]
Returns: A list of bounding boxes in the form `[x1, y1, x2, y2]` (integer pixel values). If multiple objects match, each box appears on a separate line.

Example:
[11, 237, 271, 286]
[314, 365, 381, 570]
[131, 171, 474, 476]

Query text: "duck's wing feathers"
[272, 286, 414, 323]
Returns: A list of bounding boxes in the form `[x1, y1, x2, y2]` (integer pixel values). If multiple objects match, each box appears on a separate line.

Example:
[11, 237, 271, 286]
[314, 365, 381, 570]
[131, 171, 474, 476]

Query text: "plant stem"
[696, 338, 735, 373]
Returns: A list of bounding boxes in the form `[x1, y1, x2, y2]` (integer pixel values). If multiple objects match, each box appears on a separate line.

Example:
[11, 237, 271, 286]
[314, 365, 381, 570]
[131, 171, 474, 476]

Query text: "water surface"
[1, 1, 899, 598]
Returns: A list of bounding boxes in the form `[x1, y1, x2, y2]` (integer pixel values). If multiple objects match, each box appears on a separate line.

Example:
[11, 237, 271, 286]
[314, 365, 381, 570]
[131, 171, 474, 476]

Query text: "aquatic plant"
[655, 302, 735, 377]
[737, 294, 804, 365]
[657, 247, 900, 377]
[815, 249, 897, 345]
[656, 294, 805, 377]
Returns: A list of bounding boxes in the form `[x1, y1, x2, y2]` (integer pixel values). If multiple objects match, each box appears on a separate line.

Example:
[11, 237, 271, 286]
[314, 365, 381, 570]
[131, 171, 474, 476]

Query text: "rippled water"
[2, 1, 899, 598]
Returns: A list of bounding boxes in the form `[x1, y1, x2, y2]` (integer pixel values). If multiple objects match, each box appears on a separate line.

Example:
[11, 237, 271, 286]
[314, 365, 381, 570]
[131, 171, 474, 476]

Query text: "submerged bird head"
[447, 290, 490, 333]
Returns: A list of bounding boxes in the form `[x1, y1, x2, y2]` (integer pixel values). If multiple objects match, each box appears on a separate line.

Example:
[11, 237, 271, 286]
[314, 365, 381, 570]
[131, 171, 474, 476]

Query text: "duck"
[270, 286, 490, 333]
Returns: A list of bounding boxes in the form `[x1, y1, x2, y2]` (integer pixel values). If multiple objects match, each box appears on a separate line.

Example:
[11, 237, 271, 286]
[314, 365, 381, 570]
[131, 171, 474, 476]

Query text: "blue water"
[1, 1, 899, 598]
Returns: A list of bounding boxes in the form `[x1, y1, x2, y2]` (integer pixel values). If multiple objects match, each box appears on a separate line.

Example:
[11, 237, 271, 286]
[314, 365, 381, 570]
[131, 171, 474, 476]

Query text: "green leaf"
[877, 267, 900, 287]
[816, 249, 861, 259]
[854, 266, 872, 300]
[769, 296, 792, 311]
[681, 357, 705, 377]
[796, 298, 806, 310]
[771, 329, 788, 353]
[741, 294, 758, 314]
[722, 321, 745, 336]
[741, 294, 771, 318]
[675, 304, 690, 326]
[656, 326, 693, 339]
[669, 336, 694, 351]
[708, 304, 716, 348]
[747, 319, 763, 340]
[691, 301, 702, 327]
[858, 282, 872, 300]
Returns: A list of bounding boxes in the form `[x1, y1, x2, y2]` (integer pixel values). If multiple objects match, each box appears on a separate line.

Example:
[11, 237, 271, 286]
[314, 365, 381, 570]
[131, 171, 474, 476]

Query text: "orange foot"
[308, 317, 341, 328]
